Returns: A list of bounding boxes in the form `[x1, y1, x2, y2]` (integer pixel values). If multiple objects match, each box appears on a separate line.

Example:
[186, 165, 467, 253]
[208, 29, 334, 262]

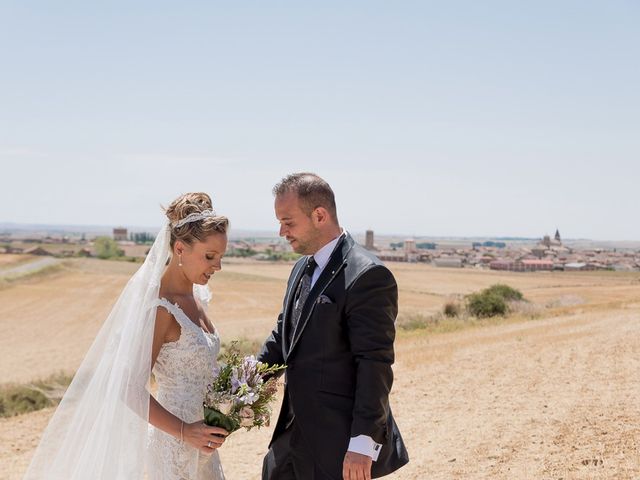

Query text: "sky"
[1, 1, 638, 240]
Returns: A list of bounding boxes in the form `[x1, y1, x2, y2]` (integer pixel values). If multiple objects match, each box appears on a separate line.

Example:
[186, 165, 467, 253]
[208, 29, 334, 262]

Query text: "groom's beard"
[288, 231, 322, 255]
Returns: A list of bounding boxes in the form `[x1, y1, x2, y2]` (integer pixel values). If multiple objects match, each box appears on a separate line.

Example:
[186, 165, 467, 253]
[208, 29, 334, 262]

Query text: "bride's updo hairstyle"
[165, 192, 229, 248]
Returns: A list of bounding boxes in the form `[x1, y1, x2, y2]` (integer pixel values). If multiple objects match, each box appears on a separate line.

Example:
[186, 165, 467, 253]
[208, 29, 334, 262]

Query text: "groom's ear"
[312, 207, 330, 226]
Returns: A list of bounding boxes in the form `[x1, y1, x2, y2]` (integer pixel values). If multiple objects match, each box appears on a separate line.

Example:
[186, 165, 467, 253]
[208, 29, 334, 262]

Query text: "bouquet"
[203, 343, 286, 433]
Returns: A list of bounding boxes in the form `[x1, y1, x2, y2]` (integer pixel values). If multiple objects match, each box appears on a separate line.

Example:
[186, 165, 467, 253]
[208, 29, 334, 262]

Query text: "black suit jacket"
[259, 233, 409, 478]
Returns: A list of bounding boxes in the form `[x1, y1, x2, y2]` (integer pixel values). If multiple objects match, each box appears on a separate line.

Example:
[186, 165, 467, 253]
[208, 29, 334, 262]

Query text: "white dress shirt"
[309, 231, 382, 461]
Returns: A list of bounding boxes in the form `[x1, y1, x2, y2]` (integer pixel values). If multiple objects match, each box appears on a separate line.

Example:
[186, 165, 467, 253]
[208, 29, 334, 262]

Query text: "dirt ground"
[0, 255, 30, 267]
[1, 258, 639, 479]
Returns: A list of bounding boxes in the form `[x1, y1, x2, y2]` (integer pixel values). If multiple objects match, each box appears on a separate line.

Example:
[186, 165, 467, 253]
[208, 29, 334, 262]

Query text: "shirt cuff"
[347, 435, 382, 462]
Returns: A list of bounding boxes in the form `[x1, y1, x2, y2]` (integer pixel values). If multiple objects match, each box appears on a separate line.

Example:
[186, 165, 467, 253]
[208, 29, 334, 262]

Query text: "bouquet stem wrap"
[204, 406, 240, 433]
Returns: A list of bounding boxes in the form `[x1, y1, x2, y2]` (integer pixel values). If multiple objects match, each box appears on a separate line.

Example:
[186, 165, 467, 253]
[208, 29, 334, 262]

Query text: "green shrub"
[466, 292, 508, 318]
[94, 237, 123, 259]
[465, 284, 525, 318]
[483, 284, 524, 302]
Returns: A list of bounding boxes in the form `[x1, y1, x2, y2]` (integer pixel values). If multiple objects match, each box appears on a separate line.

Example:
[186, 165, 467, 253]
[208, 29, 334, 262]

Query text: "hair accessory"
[172, 209, 217, 229]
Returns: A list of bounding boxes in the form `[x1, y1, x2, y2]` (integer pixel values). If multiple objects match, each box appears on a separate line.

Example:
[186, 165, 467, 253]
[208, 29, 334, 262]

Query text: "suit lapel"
[287, 234, 355, 357]
[282, 258, 308, 357]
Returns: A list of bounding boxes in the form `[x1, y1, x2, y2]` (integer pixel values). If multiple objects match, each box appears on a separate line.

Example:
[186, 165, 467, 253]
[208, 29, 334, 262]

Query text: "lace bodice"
[148, 297, 225, 480]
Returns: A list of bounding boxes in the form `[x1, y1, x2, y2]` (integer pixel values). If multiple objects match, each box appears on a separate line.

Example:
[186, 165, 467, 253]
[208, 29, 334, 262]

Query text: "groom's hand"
[342, 451, 372, 480]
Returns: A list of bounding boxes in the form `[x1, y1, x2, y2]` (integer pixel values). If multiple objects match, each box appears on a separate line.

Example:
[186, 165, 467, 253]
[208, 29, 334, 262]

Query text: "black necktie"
[289, 256, 317, 345]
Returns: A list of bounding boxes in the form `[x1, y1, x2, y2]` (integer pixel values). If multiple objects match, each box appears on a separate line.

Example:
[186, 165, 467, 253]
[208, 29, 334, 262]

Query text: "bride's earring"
[178, 253, 183, 267]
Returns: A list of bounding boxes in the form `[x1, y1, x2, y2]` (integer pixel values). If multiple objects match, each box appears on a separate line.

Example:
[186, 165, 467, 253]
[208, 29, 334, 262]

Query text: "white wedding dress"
[23, 225, 228, 480]
[147, 298, 225, 480]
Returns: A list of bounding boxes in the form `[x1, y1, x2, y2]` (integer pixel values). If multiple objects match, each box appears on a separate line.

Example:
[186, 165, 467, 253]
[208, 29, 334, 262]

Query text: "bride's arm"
[149, 307, 228, 453]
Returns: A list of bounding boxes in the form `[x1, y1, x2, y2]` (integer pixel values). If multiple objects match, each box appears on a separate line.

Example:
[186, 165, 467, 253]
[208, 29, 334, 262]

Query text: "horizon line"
[2, 221, 640, 244]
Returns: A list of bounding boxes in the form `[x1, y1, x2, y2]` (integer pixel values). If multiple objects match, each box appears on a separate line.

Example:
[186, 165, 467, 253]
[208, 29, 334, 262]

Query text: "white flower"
[205, 392, 235, 415]
[231, 367, 247, 393]
[243, 355, 258, 369]
[239, 390, 259, 405]
[239, 406, 255, 427]
[218, 398, 234, 415]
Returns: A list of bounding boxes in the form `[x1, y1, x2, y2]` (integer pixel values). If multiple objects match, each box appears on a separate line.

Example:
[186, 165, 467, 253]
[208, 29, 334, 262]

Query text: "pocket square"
[316, 294, 334, 304]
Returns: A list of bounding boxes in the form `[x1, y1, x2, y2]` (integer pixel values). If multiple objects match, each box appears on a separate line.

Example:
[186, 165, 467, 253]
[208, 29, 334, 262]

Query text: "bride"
[24, 193, 230, 480]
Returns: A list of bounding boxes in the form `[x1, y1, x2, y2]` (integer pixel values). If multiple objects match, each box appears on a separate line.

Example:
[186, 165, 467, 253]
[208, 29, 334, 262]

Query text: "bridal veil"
[24, 224, 170, 479]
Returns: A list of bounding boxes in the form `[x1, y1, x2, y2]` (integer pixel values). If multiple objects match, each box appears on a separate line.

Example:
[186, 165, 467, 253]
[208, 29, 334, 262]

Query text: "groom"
[259, 173, 409, 479]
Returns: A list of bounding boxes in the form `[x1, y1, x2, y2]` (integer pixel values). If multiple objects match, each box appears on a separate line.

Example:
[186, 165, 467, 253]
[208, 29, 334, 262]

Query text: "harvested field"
[1, 259, 638, 479]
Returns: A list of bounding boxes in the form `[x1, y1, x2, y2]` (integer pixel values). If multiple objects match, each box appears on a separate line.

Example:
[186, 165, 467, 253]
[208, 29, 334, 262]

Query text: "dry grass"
[0, 262, 66, 290]
[0, 372, 73, 418]
[1, 259, 638, 385]
[1, 260, 639, 478]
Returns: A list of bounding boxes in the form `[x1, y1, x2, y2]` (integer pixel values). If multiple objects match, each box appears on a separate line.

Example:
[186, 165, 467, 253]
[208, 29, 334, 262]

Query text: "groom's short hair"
[273, 172, 338, 221]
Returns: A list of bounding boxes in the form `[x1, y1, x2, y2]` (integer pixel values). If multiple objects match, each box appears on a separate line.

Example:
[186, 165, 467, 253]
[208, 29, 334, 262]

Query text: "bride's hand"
[183, 420, 229, 454]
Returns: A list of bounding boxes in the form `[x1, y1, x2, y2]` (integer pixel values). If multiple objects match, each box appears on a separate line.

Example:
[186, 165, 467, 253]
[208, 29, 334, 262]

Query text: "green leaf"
[203, 406, 240, 433]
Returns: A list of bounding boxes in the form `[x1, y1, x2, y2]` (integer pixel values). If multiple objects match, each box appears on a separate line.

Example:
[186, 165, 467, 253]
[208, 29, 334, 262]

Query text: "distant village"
[368, 229, 640, 272]
[1, 226, 640, 272]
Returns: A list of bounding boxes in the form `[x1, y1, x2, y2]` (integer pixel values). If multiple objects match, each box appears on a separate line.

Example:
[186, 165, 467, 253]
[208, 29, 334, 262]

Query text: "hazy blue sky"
[1, 1, 638, 240]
